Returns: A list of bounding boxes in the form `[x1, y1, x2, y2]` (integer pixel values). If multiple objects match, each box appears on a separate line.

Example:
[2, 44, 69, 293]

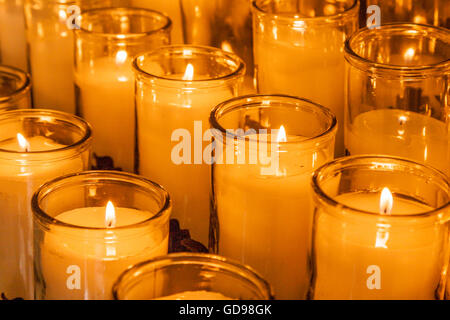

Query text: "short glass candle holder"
[32, 170, 172, 300]
[309, 156, 450, 300]
[0, 0, 28, 70]
[252, 0, 359, 156]
[134, 45, 245, 245]
[113, 253, 274, 300]
[0, 109, 92, 300]
[0, 65, 31, 111]
[75, 7, 171, 172]
[344, 24, 450, 176]
[209, 94, 337, 299]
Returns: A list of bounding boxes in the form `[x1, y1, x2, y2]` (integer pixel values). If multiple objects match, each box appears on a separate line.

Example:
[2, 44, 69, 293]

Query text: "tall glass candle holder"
[366, 0, 449, 28]
[134, 45, 245, 245]
[0, 0, 28, 70]
[309, 156, 450, 300]
[181, 0, 255, 92]
[210, 94, 337, 299]
[344, 24, 450, 177]
[75, 7, 171, 172]
[113, 253, 274, 300]
[0, 109, 91, 300]
[33, 171, 171, 300]
[0, 65, 31, 111]
[23, 0, 110, 112]
[252, 0, 359, 156]
[131, 0, 183, 44]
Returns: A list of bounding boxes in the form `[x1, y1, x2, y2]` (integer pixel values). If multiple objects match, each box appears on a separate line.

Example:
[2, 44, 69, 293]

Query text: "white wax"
[25, 5, 75, 113]
[254, 28, 347, 156]
[137, 78, 239, 245]
[156, 291, 233, 300]
[75, 57, 135, 172]
[40, 206, 169, 300]
[345, 109, 450, 176]
[0, 135, 86, 299]
[0, 0, 28, 71]
[214, 134, 334, 299]
[313, 192, 443, 300]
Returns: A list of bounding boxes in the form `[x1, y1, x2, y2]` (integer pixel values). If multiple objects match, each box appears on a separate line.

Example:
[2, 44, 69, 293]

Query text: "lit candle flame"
[379, 187, 393, 215]
[17, 133, 30, 152]
[183, 63, 194, 81]
[105, 201, 116, 228]
[115, 50, 128, 65]
[277, 125, 287, 143]
[404, 48, 415, 62]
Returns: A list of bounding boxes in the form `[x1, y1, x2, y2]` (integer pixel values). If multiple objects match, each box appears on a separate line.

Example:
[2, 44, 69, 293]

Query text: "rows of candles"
[0, 0, 449, 300]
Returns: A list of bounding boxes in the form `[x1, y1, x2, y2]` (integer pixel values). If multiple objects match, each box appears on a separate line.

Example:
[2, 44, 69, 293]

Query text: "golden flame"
[17, 133, 30, 152]
[105, 201, 116, 228]
[221, 41, 233, 53]
[183, 63, 194, 81]
[404, 48, 415, 62]
[277, 125, 287, 143]
[379, 187, 393, 215]
[115, 50, 128, 65]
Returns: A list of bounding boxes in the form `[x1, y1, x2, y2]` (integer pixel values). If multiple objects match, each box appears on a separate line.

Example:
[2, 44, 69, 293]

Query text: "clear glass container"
[23, 0, 114, 113]
[366, 0, 450, 28]
[181, 0, 255, 92]
[209, 94, 337, 299]
[113, 253, 274, 300]
[74, 7, 171, 172]
[309, 155, 450, 300]
[252, 0, 359, 156]
[33, 170, 172, 300]
[0, 0, 28, 71]
[0, 65, 31, 111]
[0, 109, 92, 300]
[344, 24, 450, 177]
[134, 45, 245, 246]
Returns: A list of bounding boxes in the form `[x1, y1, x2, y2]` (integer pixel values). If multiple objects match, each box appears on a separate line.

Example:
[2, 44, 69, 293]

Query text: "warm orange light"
[17, 133, 30, 152]
[404, 48, 415, 62]
[277, 125, 287, 143]
[105, 201, 116, 228]
[379, 187, 393, 215]
[183, 63, 194, 81]
[115, 50, 128, 65]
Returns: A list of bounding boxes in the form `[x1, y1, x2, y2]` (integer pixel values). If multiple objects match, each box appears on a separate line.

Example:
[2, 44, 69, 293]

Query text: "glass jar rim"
[312, 155, 450, 220]
[132, 45, 246, 86]
[32, 170, 172, 231]
[0, 109, 92, 158]
[0, 65, 31, 104]
[251, 0, 359, 26]
[112, 253, 275, 300]
[344, 23, 450, 76]
[76, 7, 172, 40]
[210, 94, 337, 146]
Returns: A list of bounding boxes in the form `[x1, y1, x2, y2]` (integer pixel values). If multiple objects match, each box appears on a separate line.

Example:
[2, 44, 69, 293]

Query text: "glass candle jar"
[131, 0, 183, 44]
[0, 65, 31, 111]
[252, 0, 359, 157]
[113, 253, 274, 300]
[33, 170, 172, 300]
[209, 94, 337, 299]
[309, 156, 450, 300]
[366, 0, 450, 28]
[75, 7, 171, 173]
[181, 0, 255, 92]
[0, 0, 28, 71]
[344, 24, 450, 177]
[134, 45, 245, 246]
[0, 109, 91, 300]
[23, 0, 112, 113]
